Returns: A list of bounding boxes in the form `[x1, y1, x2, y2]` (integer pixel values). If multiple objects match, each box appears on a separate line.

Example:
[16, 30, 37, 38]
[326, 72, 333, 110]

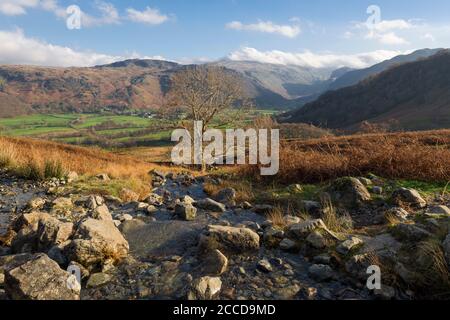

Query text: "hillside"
[284, 50, 450, 131]
[0, 59, 336, 117]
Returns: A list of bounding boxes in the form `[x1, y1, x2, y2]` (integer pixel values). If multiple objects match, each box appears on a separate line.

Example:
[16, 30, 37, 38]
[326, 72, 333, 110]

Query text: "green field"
[0, 110, 278, 148]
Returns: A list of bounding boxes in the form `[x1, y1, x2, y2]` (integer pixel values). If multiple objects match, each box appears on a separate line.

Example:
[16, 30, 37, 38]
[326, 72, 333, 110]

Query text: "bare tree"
[166, 65, 251, 131]
[165, 65, 252, 170]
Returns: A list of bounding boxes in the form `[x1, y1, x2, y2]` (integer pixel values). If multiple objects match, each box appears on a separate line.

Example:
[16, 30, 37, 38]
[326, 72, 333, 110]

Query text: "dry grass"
[416, 240, 450, 290]
[203, 179, 254, 203]
[320, 195, 354, 234]
[266, 206, 288, 228]
[241, 130, 450, 184]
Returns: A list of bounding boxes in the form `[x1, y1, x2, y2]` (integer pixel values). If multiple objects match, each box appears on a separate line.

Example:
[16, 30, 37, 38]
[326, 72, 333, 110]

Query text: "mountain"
[0, 58, 336, 117]
[211, 60, 333, 100]
[284, 50, 450, 131]
[328, 48, 443, 91]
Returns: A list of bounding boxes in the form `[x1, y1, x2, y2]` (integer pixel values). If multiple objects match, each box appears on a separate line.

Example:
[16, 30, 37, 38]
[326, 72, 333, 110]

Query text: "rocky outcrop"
[392, 188, 427, 208]
[326, 177, 371, 207]
[199, 225, 260, 254]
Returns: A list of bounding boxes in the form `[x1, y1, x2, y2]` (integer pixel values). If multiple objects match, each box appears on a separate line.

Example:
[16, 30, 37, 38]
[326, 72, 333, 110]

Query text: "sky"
[0, 0, 450, 69]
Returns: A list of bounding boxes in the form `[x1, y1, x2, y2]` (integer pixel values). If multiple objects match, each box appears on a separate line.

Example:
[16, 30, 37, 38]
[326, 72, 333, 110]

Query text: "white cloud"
[228, 47, 405, 69]
[0, 0, 39, 15]
[81, 1, 120, 27]
[366, 31, 409, 45]
[0, 29, 165, 67]
[126, 7, 169, 25]
[351, 19, 418, 46]
[226, 20, 301, 38]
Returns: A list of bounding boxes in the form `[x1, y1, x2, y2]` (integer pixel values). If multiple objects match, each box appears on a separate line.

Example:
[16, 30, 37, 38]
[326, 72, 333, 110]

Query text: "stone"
[386, 207, 410, 221]
[242, 201, 253, 210]
[358, 177, 372, 186]
[392, 188, 427, 208]
[37, 217, 73, 250]
[96, 173, 110, 181]
[119, 214, 133, 222]
[143, 193, 164, 206]
[26, 197, 46, 210]
[86, 273, 111, 288]
[426, 205, 450, 216]
[306, 231, 327, 249]
[313, 254, 332, 265]
[394, 263, 417, 285]
[301, 201, 321, 215]
[66, 219, 129, 268]
[199, 225, 260, 254]
[326, 177, 371, 207]
[91, 204, 112, 221]
[196, 198, 226, 212]
[146, 205, 158, 214]
[284, 215, 301, 225]
[263, 227, 284, 247]
[289, 219, 339, 240]
[203, 249, 228, 276]
[83, 195, 105, 210]
[336, 237, 363, 255]
[66, 171, 79, 183]
[180, 195, 196, 205]
[136, 202, 149, 211]
[4, 254, 80, 300]
[51, 197, 73, 214]
[190, 276, 222, 300]
[273, 284, 301, 300]
[257, 259, 273, 273]
[393, 223, 432, 241]
[175, 203, 197, 221]
[345, 254, 372, 280]
[372, 186, 383, 195]
[279, 238, 297, 251]
[308, 264, 333, 282]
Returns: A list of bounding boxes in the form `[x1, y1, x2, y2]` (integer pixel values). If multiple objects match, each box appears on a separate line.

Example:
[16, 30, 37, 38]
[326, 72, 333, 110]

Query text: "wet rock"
[308, 264, 333, 282]
[199, 225, 260, 254]
[66, 219, 129, 269]
[175, 203, 197, 221]
[4, 253, 80, 300]
[326, 177, 371, 207]
[91, 204, 112, 221]
[336, 237, 363, 255]
[392, 188, 427, 209]
[393, 223, 432, 241]
[203, 249, 228, 276]
[306, 231, 327, 249]
[86, 273, 111, 288]
[190, 276, 222, 300]
[196, 198, 226, 213]
[257, 259, 273, 273]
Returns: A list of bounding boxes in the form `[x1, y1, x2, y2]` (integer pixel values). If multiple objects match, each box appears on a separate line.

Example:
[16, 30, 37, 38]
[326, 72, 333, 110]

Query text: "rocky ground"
[0, 168, 449, 300]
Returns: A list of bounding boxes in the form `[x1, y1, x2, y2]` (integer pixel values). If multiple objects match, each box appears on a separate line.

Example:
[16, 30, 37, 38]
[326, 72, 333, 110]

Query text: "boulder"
[91, 205, 112, 221]
[386, 207, 410, 221]
[392, 188, 427, 208]
[175, 203, 197, 221]
[86, 273, 111, 288]
[279, 238, 297, 252]
[66, 219, 129, 269]
[257, 259, 273, 273]
[190, 276, 222, 300]
[199, 225, 260, 254]
[4, 254, 80, 300]
[289, 219, 339, 240]
[326, 177, 371, 207]
[215, 188, 236, 206]
[180, 195, 196, 205]
[143, 193, 163, 206]
[196, 198, 226, 212]
[393, 223, 432, 242]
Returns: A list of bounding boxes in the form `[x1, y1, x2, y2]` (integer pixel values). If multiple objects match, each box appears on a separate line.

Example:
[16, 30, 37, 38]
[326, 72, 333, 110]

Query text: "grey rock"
[394, 223, 432, 241]
[426, 205, 450, 216]
[86, 273, 111, 288]
[199, 225, 260, 254]
[203, 249, 228, 276]
[257, 259, 273, 273]
[392, 188, 427, 208]
[175, 203, 197, 221]
[336, 237, 363, 255]
[306, 231, 327, 249]
[190, 276, 222, 300]
[196, 198, 226, 212]
[326, 177, 371, 207]
[4, 254, 80, 300]
[91, 204, 112, 221]
[279, 238, 297, 251]
[443, 234, 450, 265]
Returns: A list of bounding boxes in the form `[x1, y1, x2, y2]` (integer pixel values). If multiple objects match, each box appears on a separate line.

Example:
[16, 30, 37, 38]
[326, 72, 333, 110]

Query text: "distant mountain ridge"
[284, 50, 450, 131]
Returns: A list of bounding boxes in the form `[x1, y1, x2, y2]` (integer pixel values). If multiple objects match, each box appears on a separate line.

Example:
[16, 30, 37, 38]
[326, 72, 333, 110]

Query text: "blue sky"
[0, 0, 450, 68]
